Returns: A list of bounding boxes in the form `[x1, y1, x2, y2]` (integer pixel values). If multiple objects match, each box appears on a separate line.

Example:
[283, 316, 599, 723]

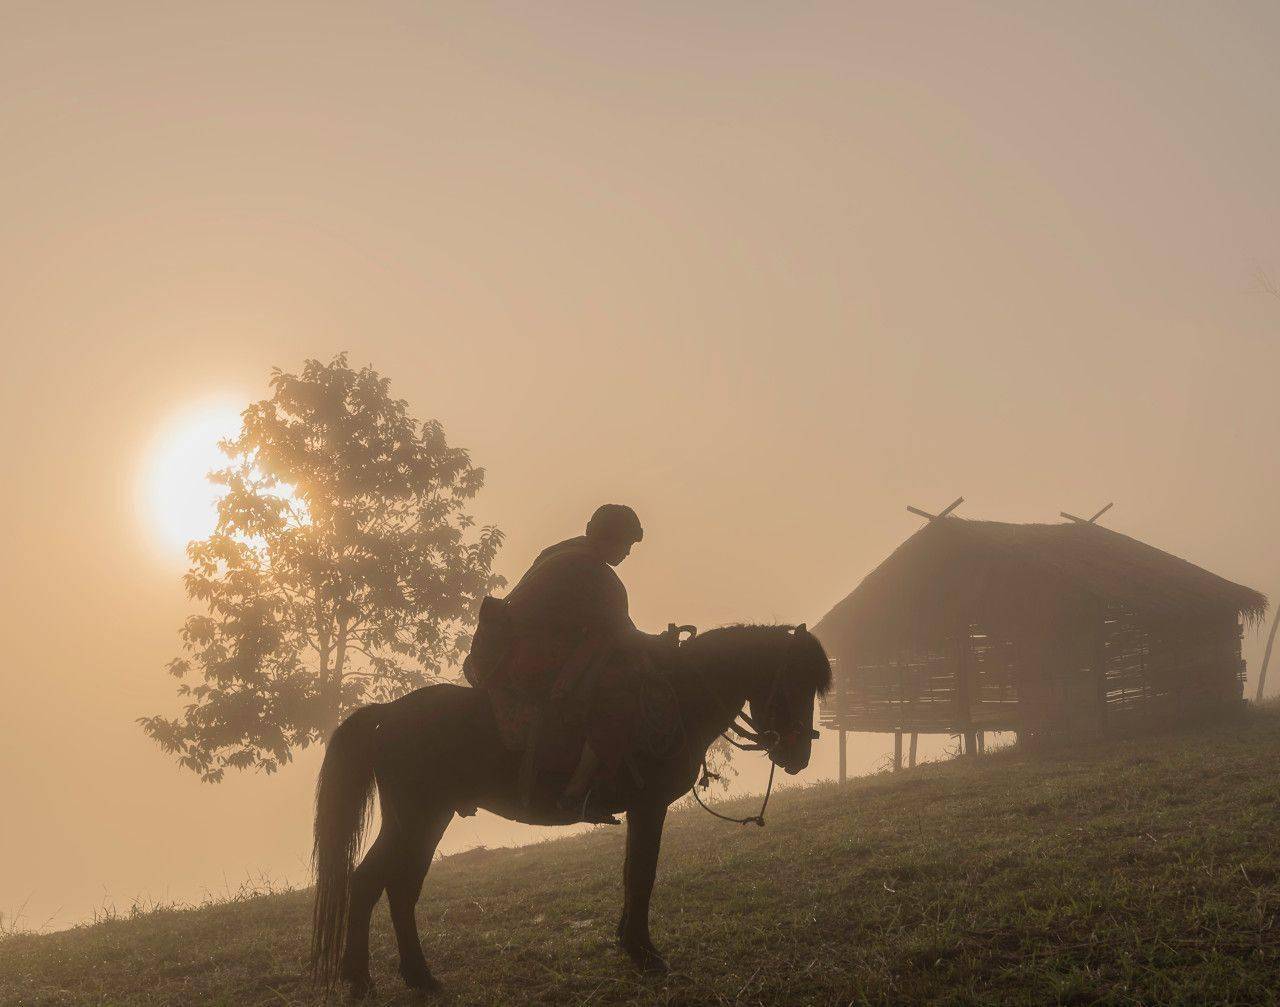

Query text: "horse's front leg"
[617, 799, 669, 972]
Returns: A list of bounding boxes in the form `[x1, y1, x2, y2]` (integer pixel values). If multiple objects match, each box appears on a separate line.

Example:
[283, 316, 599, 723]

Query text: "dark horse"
[311, 623, 832, 998]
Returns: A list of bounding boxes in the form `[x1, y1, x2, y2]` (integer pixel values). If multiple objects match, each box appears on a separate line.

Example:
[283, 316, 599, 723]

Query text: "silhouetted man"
[467, 504, 674, 821]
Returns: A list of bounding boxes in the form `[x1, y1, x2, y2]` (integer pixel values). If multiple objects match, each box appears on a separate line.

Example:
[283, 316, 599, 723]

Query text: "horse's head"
[744, 624, 832, 775]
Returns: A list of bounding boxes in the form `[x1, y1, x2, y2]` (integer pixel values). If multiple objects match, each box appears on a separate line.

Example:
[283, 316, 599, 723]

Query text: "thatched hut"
[812, 516, 1266, 774]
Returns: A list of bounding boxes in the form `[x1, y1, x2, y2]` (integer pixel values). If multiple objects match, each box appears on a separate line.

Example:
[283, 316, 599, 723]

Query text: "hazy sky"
[2, 2, 1278, 930]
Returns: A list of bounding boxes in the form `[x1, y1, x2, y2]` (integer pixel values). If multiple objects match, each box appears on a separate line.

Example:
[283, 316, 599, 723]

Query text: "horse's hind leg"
[340, 825, 396, 998]
[387, 805, 454, 992]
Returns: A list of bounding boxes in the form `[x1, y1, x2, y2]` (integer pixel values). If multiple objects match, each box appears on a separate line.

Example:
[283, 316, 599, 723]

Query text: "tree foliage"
[140, 355, 504, 782]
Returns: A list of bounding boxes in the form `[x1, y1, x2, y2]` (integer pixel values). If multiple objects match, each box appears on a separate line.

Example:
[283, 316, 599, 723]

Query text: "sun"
[138, 398, 245, 556]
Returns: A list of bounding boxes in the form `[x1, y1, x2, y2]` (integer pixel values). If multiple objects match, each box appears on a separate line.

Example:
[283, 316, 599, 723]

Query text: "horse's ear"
[793, 623, 807, 635]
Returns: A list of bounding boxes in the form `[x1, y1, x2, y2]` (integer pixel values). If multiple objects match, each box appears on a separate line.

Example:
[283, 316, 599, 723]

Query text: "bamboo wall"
[820, 608, 1244, 737]
[819, 625, 1021, 735]
[1099, 605, 1244, 731]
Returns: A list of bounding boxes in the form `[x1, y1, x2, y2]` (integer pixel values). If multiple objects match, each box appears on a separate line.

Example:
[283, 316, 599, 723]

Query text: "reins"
[691, 754, 775, 827]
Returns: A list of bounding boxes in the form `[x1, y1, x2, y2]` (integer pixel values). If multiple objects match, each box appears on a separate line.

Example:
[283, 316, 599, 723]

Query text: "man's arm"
[592, 570, 678, 659]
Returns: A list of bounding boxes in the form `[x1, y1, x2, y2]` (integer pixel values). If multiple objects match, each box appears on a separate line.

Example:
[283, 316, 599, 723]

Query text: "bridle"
[670, 624, 820, 828]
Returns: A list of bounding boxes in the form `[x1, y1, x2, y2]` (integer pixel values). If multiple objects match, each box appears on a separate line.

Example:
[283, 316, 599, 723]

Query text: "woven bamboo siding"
[1102, 606, 1244, 730]
[819, 612, 1245, 736]
[969, 631, 1019, 724]
[819, 626, 1022, 734]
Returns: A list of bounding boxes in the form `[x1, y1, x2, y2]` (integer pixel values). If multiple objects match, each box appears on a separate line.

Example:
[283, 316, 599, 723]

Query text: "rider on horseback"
[464, 504, 678, 822]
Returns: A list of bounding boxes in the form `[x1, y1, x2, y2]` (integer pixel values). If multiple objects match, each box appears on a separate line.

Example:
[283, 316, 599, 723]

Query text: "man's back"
[505, 536, 634, 645]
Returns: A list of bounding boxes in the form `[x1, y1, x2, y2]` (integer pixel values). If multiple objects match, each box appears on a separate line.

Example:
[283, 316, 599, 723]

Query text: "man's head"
[585, 504, 643, 566]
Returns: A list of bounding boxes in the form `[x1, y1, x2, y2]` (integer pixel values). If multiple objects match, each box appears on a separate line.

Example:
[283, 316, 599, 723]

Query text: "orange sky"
[2, 2, 1279, 930]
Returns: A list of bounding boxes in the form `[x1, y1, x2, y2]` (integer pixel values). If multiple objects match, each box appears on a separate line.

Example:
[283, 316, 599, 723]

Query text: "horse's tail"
[310, 703, 383, 989]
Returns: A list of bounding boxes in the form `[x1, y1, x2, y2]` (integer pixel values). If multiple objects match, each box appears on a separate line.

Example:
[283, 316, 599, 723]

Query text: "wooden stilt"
[838, 728, 847, 783]
[956, 630, 976, 760]
[909, 732, 918, 768]
[893, 731, 903, 772]
[977, 730, 985, 754]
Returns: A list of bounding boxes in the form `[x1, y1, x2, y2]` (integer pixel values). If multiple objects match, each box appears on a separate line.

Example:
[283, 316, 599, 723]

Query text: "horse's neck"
[673, 646, 757, 749]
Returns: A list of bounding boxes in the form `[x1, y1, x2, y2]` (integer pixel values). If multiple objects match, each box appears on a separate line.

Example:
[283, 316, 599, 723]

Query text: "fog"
[2, 1, 1278, 930]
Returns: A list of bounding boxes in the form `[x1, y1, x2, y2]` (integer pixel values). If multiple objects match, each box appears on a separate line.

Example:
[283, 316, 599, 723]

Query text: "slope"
[4, 707, 1279, 1006]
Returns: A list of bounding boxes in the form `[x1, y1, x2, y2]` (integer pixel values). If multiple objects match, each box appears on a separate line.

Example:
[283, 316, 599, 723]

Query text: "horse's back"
[372, 684, 507, 793]
[379, 683, 494, 741]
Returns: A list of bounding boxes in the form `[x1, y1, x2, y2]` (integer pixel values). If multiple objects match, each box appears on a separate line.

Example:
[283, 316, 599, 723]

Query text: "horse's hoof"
[401, 966, 443, 994]
[638, 952, 670, 974]
[622, 942, 669, 974]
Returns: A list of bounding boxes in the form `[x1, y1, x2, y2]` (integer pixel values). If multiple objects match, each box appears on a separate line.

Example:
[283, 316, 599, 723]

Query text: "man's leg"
[562, 741, 601, 801]
[557, 742, 621, 823]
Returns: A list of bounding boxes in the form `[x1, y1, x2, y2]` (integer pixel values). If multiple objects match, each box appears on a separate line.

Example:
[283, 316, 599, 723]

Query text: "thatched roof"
[813, 518, 1267, 658]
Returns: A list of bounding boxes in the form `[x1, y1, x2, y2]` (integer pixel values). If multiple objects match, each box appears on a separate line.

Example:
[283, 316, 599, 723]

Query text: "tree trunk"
[318, 616, 338, 735]
[331, 619, 349, 728]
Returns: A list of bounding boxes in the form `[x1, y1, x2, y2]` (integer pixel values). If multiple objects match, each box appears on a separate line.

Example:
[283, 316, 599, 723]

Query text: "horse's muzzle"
[773, 747, 811, 775]
[771, 727, 818, 775]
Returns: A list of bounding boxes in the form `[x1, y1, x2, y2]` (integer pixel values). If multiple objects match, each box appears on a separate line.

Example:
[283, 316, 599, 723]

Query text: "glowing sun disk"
[139, 399, 244, 555]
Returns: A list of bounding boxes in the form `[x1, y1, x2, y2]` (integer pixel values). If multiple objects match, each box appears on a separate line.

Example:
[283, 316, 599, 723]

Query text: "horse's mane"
[683, 623, 833, 696]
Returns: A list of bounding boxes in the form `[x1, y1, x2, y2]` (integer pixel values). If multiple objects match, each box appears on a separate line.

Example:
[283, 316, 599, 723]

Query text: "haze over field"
[2, 2, 1279, 931]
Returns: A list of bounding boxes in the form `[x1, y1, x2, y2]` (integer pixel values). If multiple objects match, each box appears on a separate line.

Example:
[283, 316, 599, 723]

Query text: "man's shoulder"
[539, 535, 591, 556]
[521, 537, 610, 581]
[540, 539, 626, 609]
[533, 536, 596, 566]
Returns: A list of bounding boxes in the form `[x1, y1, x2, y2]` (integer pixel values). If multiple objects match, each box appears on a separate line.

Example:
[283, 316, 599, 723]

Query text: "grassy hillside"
[4, 706, 1280, 1006]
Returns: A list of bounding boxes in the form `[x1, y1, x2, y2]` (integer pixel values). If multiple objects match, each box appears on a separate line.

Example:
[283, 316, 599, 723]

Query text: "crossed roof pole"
[1060, 502, 1114, 525]
[905, 497, 1116, 527]
[906, 496, 965, 523]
